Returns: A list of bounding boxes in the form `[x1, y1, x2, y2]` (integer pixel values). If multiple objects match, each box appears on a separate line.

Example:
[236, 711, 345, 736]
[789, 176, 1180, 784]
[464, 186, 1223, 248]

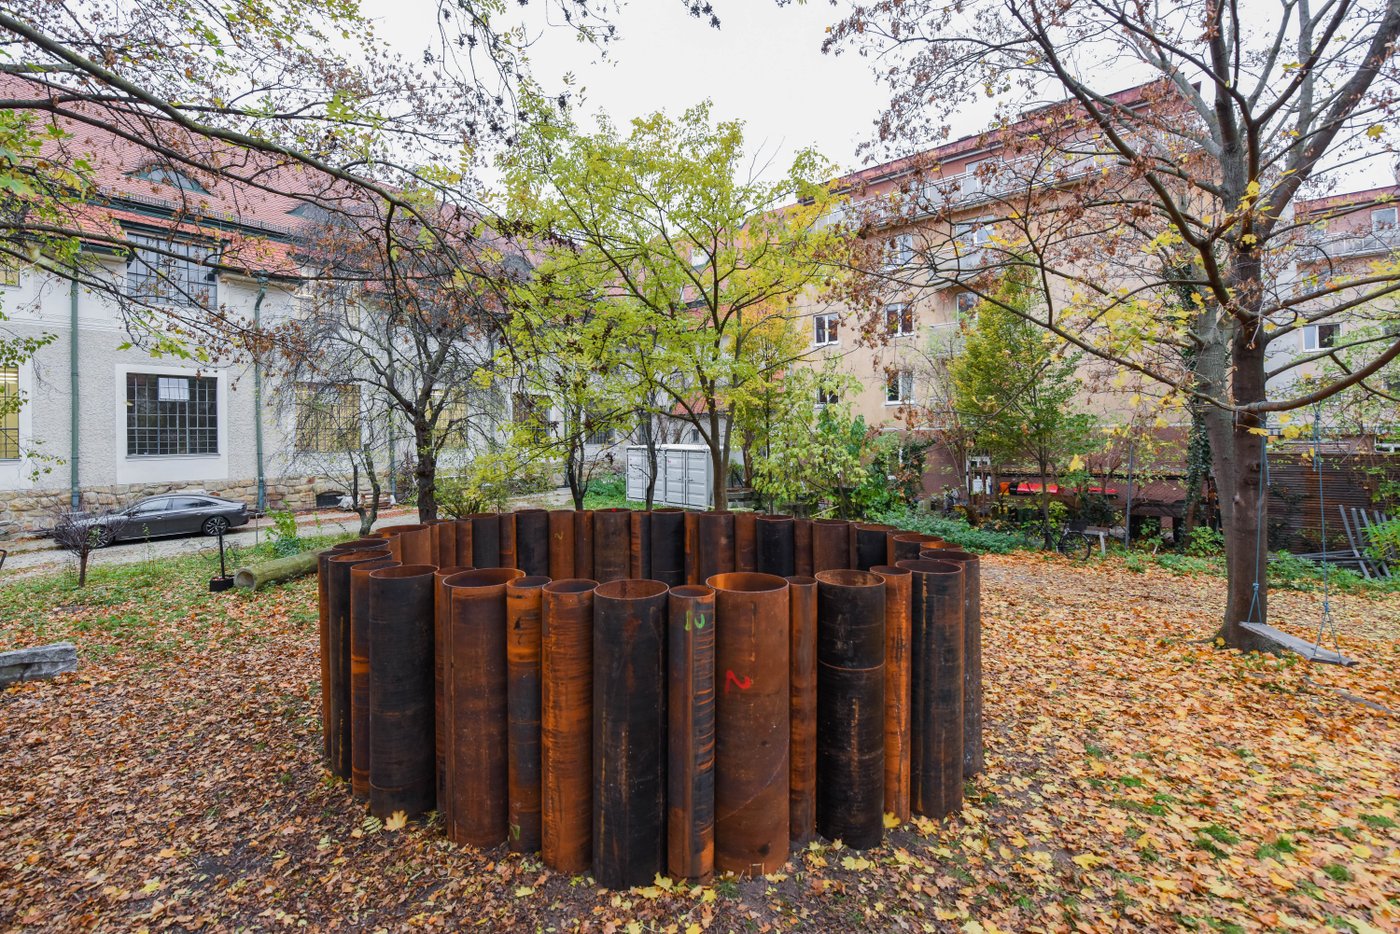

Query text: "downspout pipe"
[253, 278, 267, 513]
[69, 277, 79, 509]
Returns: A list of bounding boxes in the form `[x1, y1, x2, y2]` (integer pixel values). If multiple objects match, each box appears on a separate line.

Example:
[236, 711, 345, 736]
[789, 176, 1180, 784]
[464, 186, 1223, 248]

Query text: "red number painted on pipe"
[724, 670, 752, 694]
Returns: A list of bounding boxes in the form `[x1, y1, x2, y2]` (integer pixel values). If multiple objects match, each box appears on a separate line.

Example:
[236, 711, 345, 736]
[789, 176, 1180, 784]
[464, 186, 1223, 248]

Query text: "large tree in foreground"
[500, 102, 851, 510]
[828, 0, 1400, 648]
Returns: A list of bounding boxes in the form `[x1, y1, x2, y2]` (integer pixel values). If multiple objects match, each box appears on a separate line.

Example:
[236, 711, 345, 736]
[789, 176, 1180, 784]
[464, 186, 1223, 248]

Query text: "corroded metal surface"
[350, 556, 400, 799]
[326, 550, 388, 780]
[498, 512, 518, 570]
[397, 524, 434, 566]
[547, 510, 576, 580]
[756, 515, 795, 578]
[573, 510, 595, 582]
[851, 523, 894, 571]
[920, 549, 983, 779]
[871, 565, 913, 822]
[815, 569, 886, 850]
[506, 575, 550, 853]
[706, 572, 790, 877]
[732, 512, 757, 573]
[454, 520, 474, 570]
[793, 519, 813, 577]
[888, 532, 942, 565]
[695, 512, 735, 587]
[540, 579, 598, 873]
[432, 566, 472, 811]
[592, 579, 669, 890]
[667, 584, 716, 883]
[900, 558, 965, 819]
[592, 509, 631, 584]
[515, 509, 550, 577]
[649, 509, 686, 587]
[442, 567, 523, 846]
[810, 519, 851, 573]
[630, 510, 652, 580]
[469, 514, 501, 569]
[784, 575, 818, 846]
[367, 564, 438, 819]
[432, 520, 458, 568]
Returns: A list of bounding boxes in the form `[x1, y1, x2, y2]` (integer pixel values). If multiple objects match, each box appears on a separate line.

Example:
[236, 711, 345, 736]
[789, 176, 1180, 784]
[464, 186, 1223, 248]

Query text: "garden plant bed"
[1, 550, 1396, 931]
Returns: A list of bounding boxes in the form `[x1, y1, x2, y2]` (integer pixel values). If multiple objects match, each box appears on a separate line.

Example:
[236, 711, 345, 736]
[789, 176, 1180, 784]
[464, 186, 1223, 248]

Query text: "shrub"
[1184, 525, 1225, 557]
[872, 508, 1024, 554]
[267, 510, 305, 557]
[582, 472, 635, 510]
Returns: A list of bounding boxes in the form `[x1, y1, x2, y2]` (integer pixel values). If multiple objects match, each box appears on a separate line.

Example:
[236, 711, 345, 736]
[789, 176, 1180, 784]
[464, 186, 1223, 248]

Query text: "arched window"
[133, 165, 209, 194]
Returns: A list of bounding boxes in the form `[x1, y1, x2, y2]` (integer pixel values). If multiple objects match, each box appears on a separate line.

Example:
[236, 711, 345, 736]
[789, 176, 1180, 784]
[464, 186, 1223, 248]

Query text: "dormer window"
[133, 165, 208, 194]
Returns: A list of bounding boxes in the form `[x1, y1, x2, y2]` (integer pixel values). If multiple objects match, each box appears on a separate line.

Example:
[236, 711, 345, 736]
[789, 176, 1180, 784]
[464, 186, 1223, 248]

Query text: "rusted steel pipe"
[667, 584, 716, 883]
[732, 511, 757, 572]
[573, 510, 594, 581]
[515, 509, 551, 577]
[871, 565, 913, 822]
[785, 575, 818, 846]
[470, 513, 501, 569]
[507, 575, 550, 854]
[398, 524, 434, 566]
[888, 532, 941, 565]
[899, 558, 965, 819]
[683, 510, 699, 584]
[756, 514, 795, 578]
[547, 510, 576, 580]
[815, 569, 886, 849]
[592, 508, 631, 584]
[432, 565, 472, 810]
[349, 555, 400, 799]
[443, 567, 523, 846]
[336, 537, 392, 553]
[423, 519, 448, 566]
[793, 518, 813, 577]
[367, 564, 437, 819]
[852, 523, 894, 572]
[433, 520, 458, 568]
[498, 512, 518, 570]
[810, 519, 851, 573]
[540, 579, 597, 873]
[454, 519, 473, 570]
[326, 550, 387, 779]
[707, 572, 789, 877]
[630, 510, 652, 579]
[320, 540, 388, 766]
[592, 579, 669, 889]
[649, 508, 686, 586]
[695, 512, 735, 586]
[920, 548, 983, 779]
[510, 508, 550, 574]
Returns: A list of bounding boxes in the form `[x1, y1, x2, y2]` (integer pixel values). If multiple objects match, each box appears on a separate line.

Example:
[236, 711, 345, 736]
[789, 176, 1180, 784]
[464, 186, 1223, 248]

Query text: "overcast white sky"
[364, 0, 911, 179]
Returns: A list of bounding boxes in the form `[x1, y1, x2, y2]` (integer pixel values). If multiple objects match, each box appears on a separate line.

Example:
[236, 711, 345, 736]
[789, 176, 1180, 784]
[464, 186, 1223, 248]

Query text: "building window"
[431, 388, 469, 446]
[956, 292, 979, 317]
[886, 304, 915, 337]
[886, 233, 914, 266]
[816, 386, 839, 407]
[0, 366, 18, 460]
[126, 233, 217, 308]
[295, 382, 361, 453]
[813, 313, 840, 346]
[133, 164, 209, 193]
[1373, 207, 1398, 231]
[953, 220, 991, 249]
[0, 260, 20, 288]
[126, 373, 218, 456]
[1302, 323, 1341, 351]
[885, 370, 914, 405]
[585, 416, 614, 446]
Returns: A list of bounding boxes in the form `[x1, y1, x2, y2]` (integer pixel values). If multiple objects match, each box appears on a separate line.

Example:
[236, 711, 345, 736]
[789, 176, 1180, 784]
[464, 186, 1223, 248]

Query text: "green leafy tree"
[500, 100, 851, 510]
[951, 271, 1099, 546]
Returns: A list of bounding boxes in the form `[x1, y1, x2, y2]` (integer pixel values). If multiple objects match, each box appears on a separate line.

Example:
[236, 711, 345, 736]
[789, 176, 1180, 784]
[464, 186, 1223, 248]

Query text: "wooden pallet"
[1239, 622, 1357, 667]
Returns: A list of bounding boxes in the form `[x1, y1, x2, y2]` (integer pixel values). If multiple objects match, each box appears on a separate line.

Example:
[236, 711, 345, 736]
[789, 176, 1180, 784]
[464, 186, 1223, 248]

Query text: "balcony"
[1300, 224, 1400, 260]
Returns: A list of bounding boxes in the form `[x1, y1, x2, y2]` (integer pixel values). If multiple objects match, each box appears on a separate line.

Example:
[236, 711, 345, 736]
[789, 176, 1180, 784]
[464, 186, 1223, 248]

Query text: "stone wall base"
[0, 475, 339, 538]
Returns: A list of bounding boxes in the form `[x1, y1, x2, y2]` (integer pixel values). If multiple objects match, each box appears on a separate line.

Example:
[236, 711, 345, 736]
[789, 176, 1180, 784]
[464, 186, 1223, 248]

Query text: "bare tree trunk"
[414, 422, 438, 521]
[708, 406, 728, 512]
[639, 407, 659, 510]
[1204, 332, 1272, 651]
[77, 550, 89, 587]
[566, 440, 586, 510]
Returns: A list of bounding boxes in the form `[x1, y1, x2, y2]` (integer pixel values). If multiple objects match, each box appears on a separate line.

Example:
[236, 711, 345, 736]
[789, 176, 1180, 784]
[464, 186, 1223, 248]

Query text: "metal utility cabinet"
[626, 444, 713, 509]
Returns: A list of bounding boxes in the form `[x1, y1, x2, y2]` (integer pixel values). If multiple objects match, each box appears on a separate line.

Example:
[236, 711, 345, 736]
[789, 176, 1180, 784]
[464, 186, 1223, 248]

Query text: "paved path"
[0, 488, 574, 581]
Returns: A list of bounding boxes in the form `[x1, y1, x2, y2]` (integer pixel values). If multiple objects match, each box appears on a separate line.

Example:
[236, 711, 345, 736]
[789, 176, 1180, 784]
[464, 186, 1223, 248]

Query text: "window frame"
[125, 232, 218, 309]
[295, 381, 362, 453]
[1302, 322, 1342, 351]
[125, 372, 220, 457]
[885, 303, 915, 338]
[815, 385, 839, 407]
[813, 312, 840, 347]
[1372, 206, 1398, 231]
[884, 370, 915, 405]
[886, 233, 914, 267]
[0, 365, 19, 461]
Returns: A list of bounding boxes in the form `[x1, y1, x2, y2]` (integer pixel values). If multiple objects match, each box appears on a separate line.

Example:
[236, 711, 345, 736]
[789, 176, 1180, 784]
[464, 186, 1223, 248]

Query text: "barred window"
[0, 366, 18, 460]
[126, 233, 217, 308]
[126, 373, 218, 456]
[296, 382, 361, 452]
[431, 388, 468, 447]
[0, 260, 20, 288]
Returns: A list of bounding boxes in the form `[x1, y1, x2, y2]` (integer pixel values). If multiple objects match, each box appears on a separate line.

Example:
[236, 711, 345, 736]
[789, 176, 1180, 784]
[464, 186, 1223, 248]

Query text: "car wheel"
[90, 526, 114, 549]
[203, 516, 230, 536]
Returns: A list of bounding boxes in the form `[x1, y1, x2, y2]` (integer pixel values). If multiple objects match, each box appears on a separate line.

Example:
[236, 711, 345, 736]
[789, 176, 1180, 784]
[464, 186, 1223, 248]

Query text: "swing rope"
[1310, 405, 1343, 656]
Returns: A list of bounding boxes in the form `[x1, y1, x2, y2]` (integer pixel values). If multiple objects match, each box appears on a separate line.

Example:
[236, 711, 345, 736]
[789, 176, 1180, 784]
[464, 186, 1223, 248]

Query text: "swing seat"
[1238, 622, 1358, 667]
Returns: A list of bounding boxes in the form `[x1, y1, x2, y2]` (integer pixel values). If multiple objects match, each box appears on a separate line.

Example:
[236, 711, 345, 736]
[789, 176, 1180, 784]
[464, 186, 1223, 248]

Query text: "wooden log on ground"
[236, 549, 325, 590]
[0, 642, 77, 687]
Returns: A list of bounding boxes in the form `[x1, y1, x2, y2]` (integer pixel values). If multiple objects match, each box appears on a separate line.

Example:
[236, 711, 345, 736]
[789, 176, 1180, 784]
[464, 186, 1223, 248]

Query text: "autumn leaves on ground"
[1, 551, 1397, 934]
